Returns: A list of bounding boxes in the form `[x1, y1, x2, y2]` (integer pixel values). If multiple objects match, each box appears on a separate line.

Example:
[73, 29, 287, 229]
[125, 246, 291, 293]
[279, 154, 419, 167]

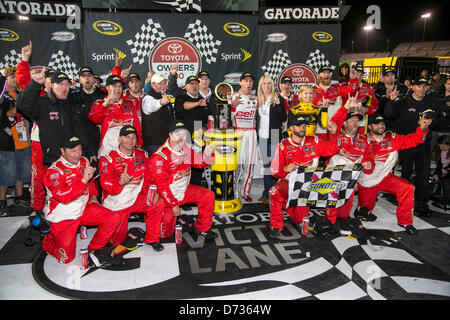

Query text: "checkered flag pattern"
[48, 50, 79, 77]
[261, 49, 292, 80]
[153, 0, 202, 12]
[287, 164, 362, 209]
[0, 50, 22, 70]
[184, 19, 221, 64]
[126, 18, 166, 65]
[305, 49, 337, 74]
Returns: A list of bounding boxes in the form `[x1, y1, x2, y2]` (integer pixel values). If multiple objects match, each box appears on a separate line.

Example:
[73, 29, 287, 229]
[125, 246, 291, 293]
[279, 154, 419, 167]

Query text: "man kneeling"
[42, 137, 120, 266]
[149, 120, 218, 242]
[99, 125, 165, 251]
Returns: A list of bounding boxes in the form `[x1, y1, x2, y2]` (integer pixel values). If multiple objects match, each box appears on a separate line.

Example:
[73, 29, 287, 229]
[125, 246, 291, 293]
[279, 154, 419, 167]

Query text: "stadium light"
[363, 25, 373, 52]
[421, 13, 431, 42]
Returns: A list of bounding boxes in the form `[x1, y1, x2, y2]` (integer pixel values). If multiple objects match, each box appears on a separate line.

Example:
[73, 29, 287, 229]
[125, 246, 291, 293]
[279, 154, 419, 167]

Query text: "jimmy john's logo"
[51, 31, 75, 42]
[93, 20, 123, 36]
[0, 28, 19, 41]
[307, 177, 344, 195]
[223, 22, 250, 37]
[312, 31, 333, 42]
[266, 33, 287, 43]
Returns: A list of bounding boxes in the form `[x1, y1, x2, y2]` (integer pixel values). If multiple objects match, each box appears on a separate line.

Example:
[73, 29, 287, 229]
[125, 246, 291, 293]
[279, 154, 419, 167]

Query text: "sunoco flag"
[287, 164, 362, 208]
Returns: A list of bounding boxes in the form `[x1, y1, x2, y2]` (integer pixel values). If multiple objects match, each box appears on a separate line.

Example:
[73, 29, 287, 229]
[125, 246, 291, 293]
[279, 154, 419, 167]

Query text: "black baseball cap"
[240, 72, 254, 81]
[292, 116, 309, 126]
[51, 71, 70, 84]
[346, 111, 363, 121]
[354, 65, 364, 73]
[185, 75, 199, 85]
[420, 109, 435, 119]
[384, 68, 395, 75]
[64, 136, 83, 149]
[93, 74, 103, 83]
[318, 66, 332, 74]
[198, 71, 210, 79]
[128, 73, 141, 81]
[168, 119, 188, 133]
[280, 76, 293, 83]
[119, 125, 138, 137]
[105, 74, 123, 86]
[45, 69, 56, 78]
[79, 67, 93, 76]
[414, 76, 429, 86]
[368, 114, 385, 125]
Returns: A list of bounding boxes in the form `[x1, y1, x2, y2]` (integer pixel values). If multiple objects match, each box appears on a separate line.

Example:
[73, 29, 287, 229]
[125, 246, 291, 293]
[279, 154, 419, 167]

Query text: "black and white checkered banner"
[287, 164, 362, 209]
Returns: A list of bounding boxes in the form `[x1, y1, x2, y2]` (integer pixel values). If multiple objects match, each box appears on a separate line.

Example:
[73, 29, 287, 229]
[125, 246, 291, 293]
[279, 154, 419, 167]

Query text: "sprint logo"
[221, 48, 252, 62]
[113, 48, 127, 59]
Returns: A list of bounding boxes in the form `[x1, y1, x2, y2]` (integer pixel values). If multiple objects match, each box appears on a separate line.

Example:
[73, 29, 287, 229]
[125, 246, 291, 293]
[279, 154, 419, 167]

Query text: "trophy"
[214, 82, 234, 129]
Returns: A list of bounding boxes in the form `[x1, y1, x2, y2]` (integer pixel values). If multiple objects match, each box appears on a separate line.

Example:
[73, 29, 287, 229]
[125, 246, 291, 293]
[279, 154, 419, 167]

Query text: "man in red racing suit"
[269, 115, 340, 239]
[88, 75, 142, 158]
[99, 125, 165, 251]
[149, 120, 218, 241]
[42, 136, 120, 266]
[356, 113, 432, 234]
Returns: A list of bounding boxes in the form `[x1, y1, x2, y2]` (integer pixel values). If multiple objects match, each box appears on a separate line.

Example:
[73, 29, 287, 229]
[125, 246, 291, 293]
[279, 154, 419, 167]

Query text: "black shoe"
[398, 224, 417, 235]
[89, 246, 119, 267]
[269, 228, 281, 239]
[354, 207, 377, 221]
[194, 228, 218, 240]
[0, 200, 8, 217]
[147, 241, 164, 251]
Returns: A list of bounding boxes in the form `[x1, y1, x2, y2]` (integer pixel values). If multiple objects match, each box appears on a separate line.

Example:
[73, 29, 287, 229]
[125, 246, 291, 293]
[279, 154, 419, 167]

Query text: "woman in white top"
[256, 75, 287, 204]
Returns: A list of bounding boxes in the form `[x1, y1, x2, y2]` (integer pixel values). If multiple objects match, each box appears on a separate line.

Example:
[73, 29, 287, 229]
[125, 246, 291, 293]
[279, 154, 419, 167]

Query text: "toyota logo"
[167, 43, 182, 54]
[292, 68, 304, 76]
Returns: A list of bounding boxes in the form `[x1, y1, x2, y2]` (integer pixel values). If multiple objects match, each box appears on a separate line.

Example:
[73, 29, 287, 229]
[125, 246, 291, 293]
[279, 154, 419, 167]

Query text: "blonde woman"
[287, 85, 324, 136]
[257, 75, 287, 204]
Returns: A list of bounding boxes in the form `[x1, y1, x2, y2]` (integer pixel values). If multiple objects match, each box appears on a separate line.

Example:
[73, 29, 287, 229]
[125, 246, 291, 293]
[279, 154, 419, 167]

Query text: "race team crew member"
[15, 41, 55, 213]
[312, 65, 353, 140]
[230, 72, 258, 202]
[269, 116, 340, 239]
[149, 120, 218, 241]
[278, 76, 299, 114]
[356, 113, 432, 235]
[42, 136, 120, 266]
[99, 125, 165, 251]
[122, 73, 145, 122]
[341, 65, 379, 134]
[88, 75, 143, 158]
[324, 96, 375, 229]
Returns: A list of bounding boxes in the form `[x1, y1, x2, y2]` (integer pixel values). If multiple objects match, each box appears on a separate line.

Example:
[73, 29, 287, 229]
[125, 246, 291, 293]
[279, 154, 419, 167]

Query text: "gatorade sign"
[149, 37, 201, 88]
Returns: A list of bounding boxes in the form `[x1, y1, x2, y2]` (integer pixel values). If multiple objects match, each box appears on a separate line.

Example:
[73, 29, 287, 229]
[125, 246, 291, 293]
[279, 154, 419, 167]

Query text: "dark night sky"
[265, 0, 450, 53]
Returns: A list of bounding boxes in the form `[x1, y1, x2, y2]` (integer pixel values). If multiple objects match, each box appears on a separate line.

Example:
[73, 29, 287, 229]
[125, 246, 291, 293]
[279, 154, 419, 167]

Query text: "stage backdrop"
[0, 20, 84, 76]
[83, 11, 259, 89]
[258, 23, 341, 91]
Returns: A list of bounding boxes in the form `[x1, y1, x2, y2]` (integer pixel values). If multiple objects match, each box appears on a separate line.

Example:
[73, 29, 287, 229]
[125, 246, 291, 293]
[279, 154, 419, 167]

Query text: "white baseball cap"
[151, 73, 167, 83]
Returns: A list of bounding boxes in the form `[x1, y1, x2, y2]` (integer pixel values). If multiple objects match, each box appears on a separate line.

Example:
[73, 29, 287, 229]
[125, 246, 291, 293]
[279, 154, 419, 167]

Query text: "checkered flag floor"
[305, 49, 336, 74]
[0, 50, 22, 70]
[261, 49, 292, 80]
[184, 19, 221, 64]
[48, 50, 79, 77]
[288, 164, 362, 209]
[126, 18, 166, 65]
[153, 0, 201, 12]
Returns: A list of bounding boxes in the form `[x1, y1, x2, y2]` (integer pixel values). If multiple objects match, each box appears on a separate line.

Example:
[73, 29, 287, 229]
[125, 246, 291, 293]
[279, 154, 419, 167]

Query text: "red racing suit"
[99, 148, 164, 245]
[357, 127, 429, 225]
[123, 88, 145, 122]
[312, 82, 353, 139]
[16, 59, 48, 211]
[42, 156, 120, 264]
[149, 140, 215, 238]
[324, 106, 375, 224]
[269, 135, 339, 230]
[88, 97, 143, 158]
[341, 79, 379, 134]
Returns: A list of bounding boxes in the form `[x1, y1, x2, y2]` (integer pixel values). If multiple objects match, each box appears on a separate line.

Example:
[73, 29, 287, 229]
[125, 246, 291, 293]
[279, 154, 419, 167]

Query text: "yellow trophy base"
[214, 198, 243, 214]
